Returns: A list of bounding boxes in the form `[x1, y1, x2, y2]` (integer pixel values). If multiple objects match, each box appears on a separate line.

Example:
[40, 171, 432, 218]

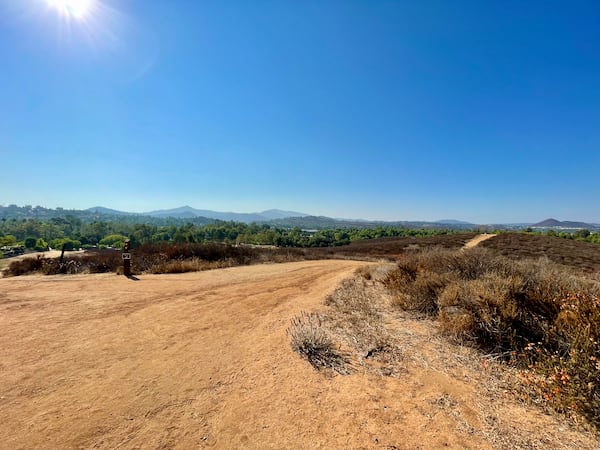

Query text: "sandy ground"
[463, 233, 497, 249]
[1, 260, 598, 449]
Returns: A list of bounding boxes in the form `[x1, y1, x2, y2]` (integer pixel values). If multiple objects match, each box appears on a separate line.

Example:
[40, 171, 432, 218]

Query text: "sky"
[1, 0, 599, 223]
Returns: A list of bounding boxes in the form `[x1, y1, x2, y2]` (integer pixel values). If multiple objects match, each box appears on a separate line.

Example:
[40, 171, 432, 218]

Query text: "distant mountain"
[143, 206, 307, 223]
[15, 204, 591, 231]
[87, 206, 135, 216]
[258, 209, 307, 220]
[531, 218, 596, 229]
[270, 215, 479, 230]
[83, 206, 484, 229]
[434, 219, 475, 226]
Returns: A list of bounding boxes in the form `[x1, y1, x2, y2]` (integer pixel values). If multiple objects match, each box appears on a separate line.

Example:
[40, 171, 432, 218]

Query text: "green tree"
[24, 237, 37, 249]
[49, 238, 82, 251]
[99, 234, 128, 249]
[0, 235, 17, 247]
[35, 238, 49, 251]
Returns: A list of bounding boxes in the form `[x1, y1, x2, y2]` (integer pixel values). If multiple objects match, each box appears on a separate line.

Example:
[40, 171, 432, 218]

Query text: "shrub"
[148, 258, 220, 274]
[438, 274, 527, 353]
[2, 243, 311, 277]
[384, 246, 600, 428]
[287, 312, 349, 374]
[3, 256, 46, 276]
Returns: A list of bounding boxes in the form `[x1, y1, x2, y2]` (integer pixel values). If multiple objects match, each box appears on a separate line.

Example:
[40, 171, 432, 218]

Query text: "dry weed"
[287, 312, 350, 374]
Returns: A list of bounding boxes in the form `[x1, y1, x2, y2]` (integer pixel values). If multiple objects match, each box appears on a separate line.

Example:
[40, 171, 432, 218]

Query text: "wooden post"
[123, 239, 131, 277]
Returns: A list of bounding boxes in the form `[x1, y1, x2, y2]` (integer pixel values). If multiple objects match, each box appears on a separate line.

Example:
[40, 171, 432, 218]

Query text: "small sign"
[122, 253, 131, 260]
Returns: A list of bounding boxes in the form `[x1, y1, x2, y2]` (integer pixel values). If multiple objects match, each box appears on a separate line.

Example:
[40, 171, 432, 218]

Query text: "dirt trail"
[463, 233, 497, 249]
[1, 260, 598, 449]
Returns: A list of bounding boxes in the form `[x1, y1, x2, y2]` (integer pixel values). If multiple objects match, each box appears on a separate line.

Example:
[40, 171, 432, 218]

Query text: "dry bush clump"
[3, 255, 88, 276]
[323, 273, 403, 376]
[148, 258, 211, 274]
[384, 246, 600, 429]
[513, 291, 600, 427]
[354, 264, 373, 281]
[287, 312, 350, 374]
[289, 267, 403, 377]
[2, 255, 47, 276]
[3, 244, 311, 277]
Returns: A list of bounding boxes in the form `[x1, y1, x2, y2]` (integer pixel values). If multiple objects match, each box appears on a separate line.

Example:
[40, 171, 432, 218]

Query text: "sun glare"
[46, 0, 96, 20]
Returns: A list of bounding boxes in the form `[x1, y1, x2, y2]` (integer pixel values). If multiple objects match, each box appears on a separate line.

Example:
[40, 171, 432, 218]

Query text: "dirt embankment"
[1, 260, 598, 449]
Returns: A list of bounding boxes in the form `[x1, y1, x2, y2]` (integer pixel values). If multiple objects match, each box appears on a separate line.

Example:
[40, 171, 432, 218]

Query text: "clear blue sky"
[1, 0, 599, 223]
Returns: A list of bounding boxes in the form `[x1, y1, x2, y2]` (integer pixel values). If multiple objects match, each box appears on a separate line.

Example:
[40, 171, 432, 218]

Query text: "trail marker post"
[122, 239, 131, 277]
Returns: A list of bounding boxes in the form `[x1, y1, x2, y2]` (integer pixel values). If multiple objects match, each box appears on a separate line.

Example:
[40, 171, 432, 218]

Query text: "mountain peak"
[531, 218, 592, 229]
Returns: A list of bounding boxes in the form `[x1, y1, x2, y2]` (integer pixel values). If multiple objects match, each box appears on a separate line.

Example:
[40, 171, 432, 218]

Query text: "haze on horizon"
[1, 0, 599, 224]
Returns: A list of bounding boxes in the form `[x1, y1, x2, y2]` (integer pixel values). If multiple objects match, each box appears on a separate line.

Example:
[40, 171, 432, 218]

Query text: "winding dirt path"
[462, 233, 497, 249]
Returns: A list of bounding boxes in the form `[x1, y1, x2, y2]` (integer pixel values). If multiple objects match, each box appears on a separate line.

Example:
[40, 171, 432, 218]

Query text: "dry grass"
[289, 265, 404, 377]
[384, 247, 600, 429]
[287, 312, 350, 374]
[289, 262, 600, 446]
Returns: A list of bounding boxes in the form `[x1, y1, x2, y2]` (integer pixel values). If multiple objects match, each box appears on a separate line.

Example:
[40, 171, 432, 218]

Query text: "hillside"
[531, 218, 598, 229]
[144, 206, 307, 222]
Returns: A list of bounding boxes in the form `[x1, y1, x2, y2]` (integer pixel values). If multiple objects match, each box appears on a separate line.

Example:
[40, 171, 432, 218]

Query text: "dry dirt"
[462, 234, 497, 249]
[1, 260, 599, 449]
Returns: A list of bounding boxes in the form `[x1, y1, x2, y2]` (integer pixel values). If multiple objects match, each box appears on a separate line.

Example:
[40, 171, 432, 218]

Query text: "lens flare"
[45, 0, 96, 20]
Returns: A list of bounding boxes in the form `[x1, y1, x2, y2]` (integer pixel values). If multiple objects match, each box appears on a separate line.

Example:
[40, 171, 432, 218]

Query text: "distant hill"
[87, 206, 135, 216]
[144, 206, 307, 223]
[0, 204, 485, 229]
[13, 204, 588, 231]
[259, 209, 307, 220]
[531, 218, 598, 229]
[434, 219, 475, 226]
[270, 215, 479, 230]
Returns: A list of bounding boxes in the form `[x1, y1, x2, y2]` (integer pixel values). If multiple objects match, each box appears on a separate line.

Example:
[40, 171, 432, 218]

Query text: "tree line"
[0, 216, 455, 253]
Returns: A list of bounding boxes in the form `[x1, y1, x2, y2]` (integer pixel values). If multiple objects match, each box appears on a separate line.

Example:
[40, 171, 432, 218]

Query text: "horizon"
[1, 1, 599, 224]
[1, 203, 597, 226]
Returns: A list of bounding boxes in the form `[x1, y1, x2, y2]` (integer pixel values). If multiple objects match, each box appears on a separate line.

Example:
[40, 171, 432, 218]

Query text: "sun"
[45, 0, 96, 20]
